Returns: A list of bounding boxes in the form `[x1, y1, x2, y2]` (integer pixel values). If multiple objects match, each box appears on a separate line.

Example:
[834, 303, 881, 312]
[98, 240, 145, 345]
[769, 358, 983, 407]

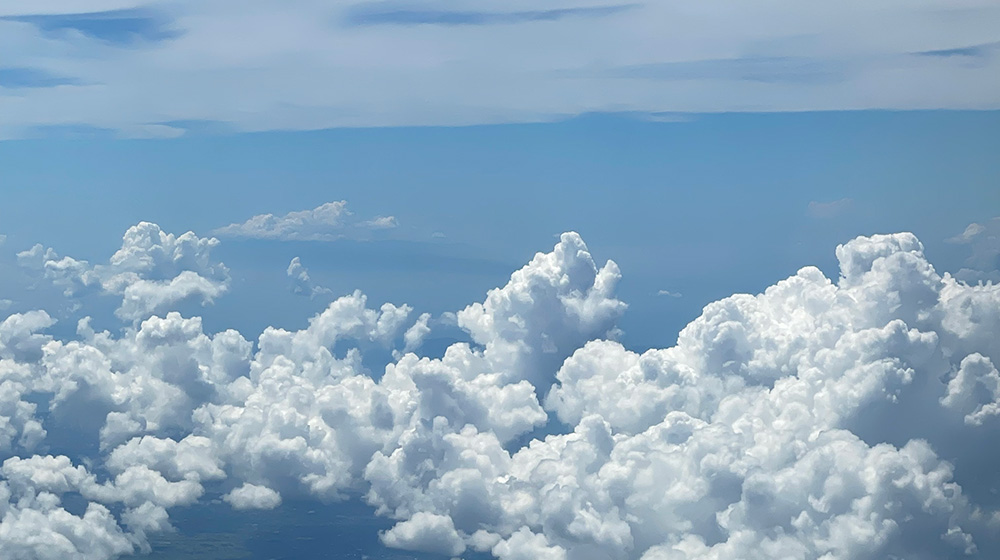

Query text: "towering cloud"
[0, 223, 998, 559]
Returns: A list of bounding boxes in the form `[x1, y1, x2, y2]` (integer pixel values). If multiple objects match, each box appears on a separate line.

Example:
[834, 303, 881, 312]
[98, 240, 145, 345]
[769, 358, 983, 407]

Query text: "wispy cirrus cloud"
[213, 201, 398, 242]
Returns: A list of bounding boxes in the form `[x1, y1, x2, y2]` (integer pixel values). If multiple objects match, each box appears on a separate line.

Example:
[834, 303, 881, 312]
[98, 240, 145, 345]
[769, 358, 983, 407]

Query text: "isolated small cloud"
[213, 201, 397, 241]
[223, 484, 282, 510]
[364, 216, 398, 229]
[287, 257, 331, 298]
[657, 289, 682, 298]
[807, 197, 854, 218]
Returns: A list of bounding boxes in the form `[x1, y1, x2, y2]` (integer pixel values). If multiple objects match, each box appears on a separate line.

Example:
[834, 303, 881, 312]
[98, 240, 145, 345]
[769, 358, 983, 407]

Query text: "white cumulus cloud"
[17, 222, 229, 323]
[223, 483, 282, 510]
[0, 223, 998, 559]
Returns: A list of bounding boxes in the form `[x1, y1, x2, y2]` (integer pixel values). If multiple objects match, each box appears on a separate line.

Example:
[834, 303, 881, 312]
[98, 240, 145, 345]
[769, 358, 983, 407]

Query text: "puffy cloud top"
[17, 223, 228, 323]
[1, 223, 999, 559]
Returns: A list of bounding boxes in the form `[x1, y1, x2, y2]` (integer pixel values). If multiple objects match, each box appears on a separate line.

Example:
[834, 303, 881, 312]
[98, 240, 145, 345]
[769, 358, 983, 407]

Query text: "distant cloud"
[364, 215, 398, 229]
[213, 201, 398, 241]
[657, 289, 682, 298]
[807, 197, 854, 218]
[949, 216, 1000, 283]
[287, 256, 332, 299]
[344, 3, 637, 27]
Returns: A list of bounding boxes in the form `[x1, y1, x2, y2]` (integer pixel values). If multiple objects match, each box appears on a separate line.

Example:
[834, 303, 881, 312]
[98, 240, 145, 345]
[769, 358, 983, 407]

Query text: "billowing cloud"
[213, 201, 397, 241]
[16, 222, 228, 322]
[2, 1, 999, 138]
[0, 223, 999, 559]
[381, 511, 466, 556]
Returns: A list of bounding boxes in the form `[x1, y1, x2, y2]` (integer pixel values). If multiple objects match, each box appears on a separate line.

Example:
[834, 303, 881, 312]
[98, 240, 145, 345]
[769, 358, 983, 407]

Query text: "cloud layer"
[0, 223, 999, 559]
[2, 0, 999, 137]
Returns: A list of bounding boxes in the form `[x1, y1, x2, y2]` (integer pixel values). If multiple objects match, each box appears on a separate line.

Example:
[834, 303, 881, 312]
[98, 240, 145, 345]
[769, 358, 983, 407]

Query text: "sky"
[1, 1, 1000, 560]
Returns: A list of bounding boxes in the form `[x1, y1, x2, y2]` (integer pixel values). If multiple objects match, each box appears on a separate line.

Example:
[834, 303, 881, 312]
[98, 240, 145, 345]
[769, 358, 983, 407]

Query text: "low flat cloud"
[213, 201, 397, 242]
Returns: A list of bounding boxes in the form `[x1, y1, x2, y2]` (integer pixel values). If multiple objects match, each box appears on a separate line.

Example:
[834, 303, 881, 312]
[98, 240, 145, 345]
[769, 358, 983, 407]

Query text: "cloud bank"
[0, 223, 999, 559]
[2, 1, 999, 137]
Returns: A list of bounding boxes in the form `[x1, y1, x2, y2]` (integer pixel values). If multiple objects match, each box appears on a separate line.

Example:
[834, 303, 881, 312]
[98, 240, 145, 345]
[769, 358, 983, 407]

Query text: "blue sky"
[2, 2, 1000, 560]
[2, 111, 998, 351]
